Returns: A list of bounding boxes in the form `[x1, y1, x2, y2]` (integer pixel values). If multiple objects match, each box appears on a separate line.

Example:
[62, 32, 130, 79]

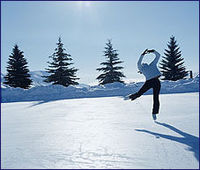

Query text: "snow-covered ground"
[1, 92, 199, 169]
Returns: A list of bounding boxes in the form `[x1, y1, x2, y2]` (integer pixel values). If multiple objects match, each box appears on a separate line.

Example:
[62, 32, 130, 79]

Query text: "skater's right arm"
[150, 50, 160, 65]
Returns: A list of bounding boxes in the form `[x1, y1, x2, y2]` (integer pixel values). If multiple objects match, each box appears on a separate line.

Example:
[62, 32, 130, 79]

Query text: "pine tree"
[159, 36, 188, 81]
[4, 45, 32, 89]
[44, 37, 79, 87]
[96, 40, 125, 85]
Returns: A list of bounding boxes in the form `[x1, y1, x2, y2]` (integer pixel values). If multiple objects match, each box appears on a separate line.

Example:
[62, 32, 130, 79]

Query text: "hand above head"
[147, 49, 155, 53]
[141, 49, 148, 56]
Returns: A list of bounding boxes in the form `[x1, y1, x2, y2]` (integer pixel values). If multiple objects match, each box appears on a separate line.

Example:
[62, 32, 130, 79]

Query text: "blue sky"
[1, 1, 199, 84]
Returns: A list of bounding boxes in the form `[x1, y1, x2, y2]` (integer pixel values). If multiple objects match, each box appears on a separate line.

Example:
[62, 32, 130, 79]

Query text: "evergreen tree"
[159, 36, 188, 81]
[4, 45, 32, 89]
[44, 37, 79, 87]
[96, 40, 125, 85]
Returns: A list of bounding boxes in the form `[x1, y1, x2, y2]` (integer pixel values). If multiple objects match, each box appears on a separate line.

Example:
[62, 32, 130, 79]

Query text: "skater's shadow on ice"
[29, 100, 57, 107]
[135, 121, 199, 162]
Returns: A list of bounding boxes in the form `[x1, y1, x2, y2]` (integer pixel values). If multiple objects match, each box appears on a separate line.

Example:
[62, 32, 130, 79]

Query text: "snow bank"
[1, 75, 199, 103]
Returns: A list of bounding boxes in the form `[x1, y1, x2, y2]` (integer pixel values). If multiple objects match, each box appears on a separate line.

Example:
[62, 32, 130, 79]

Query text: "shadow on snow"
[135, 121, 199, 162]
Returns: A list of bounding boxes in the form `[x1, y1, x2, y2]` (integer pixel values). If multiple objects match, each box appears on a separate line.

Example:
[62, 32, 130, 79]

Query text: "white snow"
[1, 92, 199, 169]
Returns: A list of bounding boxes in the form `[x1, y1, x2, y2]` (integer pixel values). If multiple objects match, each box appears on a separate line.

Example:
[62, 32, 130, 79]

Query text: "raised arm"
[137, 49, 148, 71]
[137, 54, 145, 71]
[150, 50, 160, 65]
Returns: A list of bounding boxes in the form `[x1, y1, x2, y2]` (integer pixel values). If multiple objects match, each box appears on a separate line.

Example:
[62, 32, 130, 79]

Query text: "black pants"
[135, 77, 161, 114]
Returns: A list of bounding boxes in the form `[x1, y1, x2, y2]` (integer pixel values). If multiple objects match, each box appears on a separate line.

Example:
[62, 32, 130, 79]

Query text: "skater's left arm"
[150, 50, 160, 65]
[137, 55, 144, 71]
[137, 49, 148, 71]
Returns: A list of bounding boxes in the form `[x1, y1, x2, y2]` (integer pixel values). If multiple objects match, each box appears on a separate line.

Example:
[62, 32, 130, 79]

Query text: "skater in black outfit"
[129, 49, 161, 120]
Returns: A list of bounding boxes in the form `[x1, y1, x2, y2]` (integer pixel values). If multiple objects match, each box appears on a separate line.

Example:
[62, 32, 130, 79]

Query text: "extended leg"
[129, 80, 152, 100]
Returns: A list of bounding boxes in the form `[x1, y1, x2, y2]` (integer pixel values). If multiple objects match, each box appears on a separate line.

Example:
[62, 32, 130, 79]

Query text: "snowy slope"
[1, 70, 199, 103]
[1, 93, 199, 169]
[2, 74, 199, 103]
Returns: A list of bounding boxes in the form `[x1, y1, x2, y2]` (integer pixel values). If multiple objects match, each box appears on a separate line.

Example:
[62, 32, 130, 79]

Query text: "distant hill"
[1, 71, 90, 88]
[1, 71, 199, 90]
[1, 71, 50, 87]
[29, 71, 50, 86]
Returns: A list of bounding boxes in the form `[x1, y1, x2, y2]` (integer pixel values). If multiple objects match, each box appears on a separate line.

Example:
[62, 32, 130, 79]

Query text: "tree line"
[3, 36, 188, 89]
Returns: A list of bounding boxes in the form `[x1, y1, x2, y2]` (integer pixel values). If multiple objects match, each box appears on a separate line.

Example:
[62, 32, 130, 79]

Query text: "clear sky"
[1, 1, 199, 84]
